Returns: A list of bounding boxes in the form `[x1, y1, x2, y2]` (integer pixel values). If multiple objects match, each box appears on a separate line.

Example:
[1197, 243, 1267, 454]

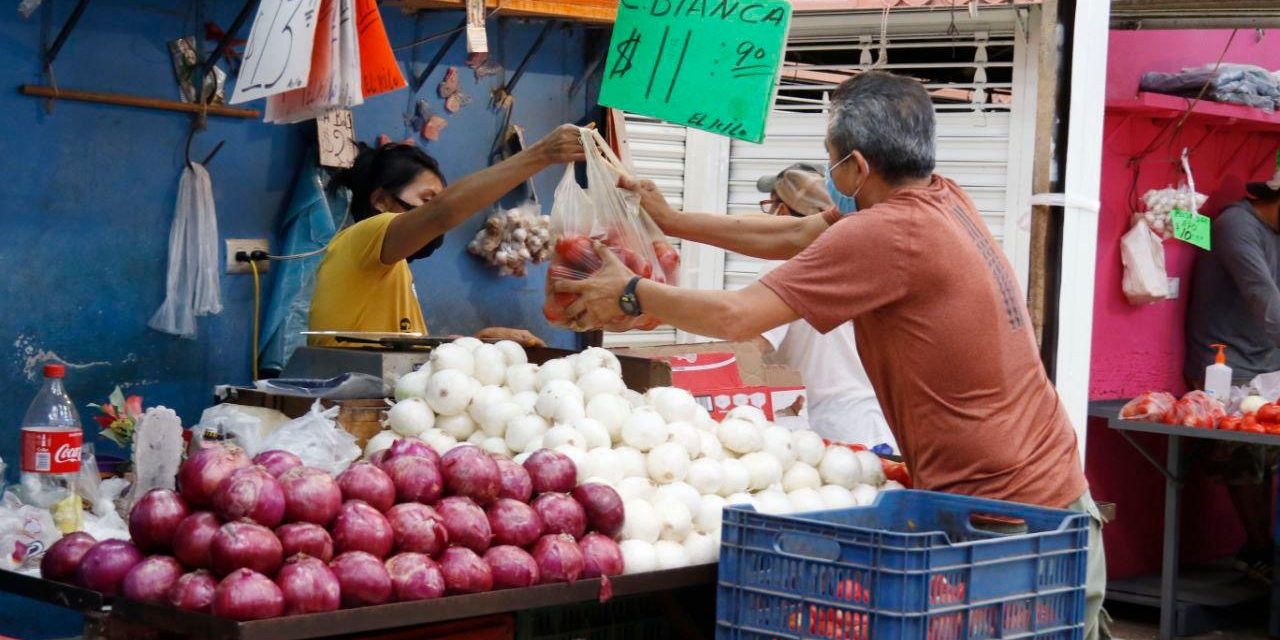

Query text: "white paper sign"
[230, 0, 325, 105]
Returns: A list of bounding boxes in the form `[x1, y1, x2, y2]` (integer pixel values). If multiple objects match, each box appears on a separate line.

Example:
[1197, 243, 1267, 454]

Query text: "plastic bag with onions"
[467, 202, 552, 277]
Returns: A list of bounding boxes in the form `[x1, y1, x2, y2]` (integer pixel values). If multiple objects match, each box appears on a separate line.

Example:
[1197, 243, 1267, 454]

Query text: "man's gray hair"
[827, 71, 936, 183]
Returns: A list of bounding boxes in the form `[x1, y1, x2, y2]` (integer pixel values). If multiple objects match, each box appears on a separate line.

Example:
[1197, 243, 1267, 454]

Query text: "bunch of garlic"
[468, 204, 552, 276]
[1136, 186, 1208, 239]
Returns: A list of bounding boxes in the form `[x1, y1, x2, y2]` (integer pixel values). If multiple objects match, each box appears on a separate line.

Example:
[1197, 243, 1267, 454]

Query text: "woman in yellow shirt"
[308, 124, 585, 347]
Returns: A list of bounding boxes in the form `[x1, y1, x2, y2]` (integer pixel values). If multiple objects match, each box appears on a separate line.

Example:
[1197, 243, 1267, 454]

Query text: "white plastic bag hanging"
[1121, 219, 1170, 305]
[258, 401, 360, 475]
[149, 163, 222, 338]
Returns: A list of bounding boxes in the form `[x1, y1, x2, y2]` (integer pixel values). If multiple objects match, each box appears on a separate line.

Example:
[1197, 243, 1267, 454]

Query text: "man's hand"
[532, 123, 594, 166]
[619, 175, 678, 232]
[474, 327, 546, 347]
[553, 241, 636, 330]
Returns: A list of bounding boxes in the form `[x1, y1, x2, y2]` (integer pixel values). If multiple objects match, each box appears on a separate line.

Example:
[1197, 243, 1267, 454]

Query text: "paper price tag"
[467, 25, 488, 54]
[1170, 208, 1211, 250]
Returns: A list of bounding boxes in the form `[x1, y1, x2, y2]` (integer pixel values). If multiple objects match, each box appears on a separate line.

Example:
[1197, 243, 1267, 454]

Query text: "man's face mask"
[826, 152, 861, 215]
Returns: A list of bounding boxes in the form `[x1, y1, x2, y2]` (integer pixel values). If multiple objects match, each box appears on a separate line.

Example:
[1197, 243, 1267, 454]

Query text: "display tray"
[1089, 399, 1280, 445]
[109, 564, 717, 640]
[0, 568, 107, 612]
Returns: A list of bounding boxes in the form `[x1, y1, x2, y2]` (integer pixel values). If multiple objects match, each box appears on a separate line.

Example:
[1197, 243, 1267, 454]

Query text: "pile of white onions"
[385, 339, 903, 574]
[466, 204, 552, 277]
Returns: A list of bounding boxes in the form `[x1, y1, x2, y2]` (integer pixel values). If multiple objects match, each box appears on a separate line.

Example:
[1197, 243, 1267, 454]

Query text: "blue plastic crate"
[716, 490, 1089, 640]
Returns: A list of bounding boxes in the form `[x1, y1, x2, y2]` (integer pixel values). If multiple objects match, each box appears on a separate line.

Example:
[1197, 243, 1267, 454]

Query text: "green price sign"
[599, 1, 792, 144]
[1170, 208, 1211, 250]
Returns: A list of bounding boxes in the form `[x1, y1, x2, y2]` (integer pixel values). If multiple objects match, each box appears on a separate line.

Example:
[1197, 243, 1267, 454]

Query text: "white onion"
[469, 386, 512, 422]
[512, 391, 538, 413]
[819, 446, 859, 489]
[755, 489, 791, 514]
[647, 387, 699, 423]
[553, 445, 588, 484]
[467, 431, 487, 446]
[478, 402, 523, 438]
[418, 429, 458, 455]
[724, 492, 755, 508]
[536, 381, 585, 425]
[394, 369, 432, 402]
[535, 359, 575, 389]
[614, 446, 648, 479]
[761, 426, 796, 471]
[387, 398, 435, 437]
[574, 347, 622, 377]
[665, 422, 701, 459]
[792, 431, 826, 466]
[685, 459, 723, 496]
[854, 451, 887, 486]
[472, 345, 507, 386]
[504, 415, 548, 453]
[494, 340, 528, 366]
[505, 364, 539, 394]
[851, 484, 879, 506]
[619, 540, 657, 574]
[622, 500, 660, 543]
[622, 389, 645, 408]
[694, 495, 726, 534]
[882, 480, 906, 491]
[543, 424, 587, 450]
[425, 369, 476, 416]
[782, 463, 821, 493]
[586, 395, 631, 443]
[653, 498, 692, 541]
[437, 413, 477, 441]
[818, 485, 854, 508]
[621, 408, 668, 452]
[718, 418, 762, 455]
[787, 488, 825, 513]
[646, 443, 690, 484]
[365, 430, 399, 459]
[697, 431, 726, 461]
[581, 448, 624, 485]
[741, 452, 783, 491]
[725, 405, 768, 429]
[480, 437, 510, 456]
[452, 336, 484, 352]
[717, 459, 750, 497]
[513, 452, 531, 465]
[693, 406, 716, 431]
[654, 482, 702, 518]
[653, 540, 689, 570]
[430, 343, 475, 376]
[616, 477, 655, 502]
[682, 532, 717, 565]
[576, 368, 625, 400]
[570, 418, 611, 450]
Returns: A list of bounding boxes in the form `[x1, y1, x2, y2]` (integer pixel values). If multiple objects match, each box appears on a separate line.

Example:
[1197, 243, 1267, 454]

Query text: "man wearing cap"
[755, 163, 897, 451]
[1184, 169, 1280, 581]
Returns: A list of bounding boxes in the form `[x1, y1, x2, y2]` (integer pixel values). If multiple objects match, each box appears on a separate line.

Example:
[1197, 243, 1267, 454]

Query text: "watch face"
[620, 294, 641, 316]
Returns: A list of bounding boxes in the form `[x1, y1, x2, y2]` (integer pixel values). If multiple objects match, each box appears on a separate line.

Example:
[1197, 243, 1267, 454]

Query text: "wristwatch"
[619, 276, 643, 317]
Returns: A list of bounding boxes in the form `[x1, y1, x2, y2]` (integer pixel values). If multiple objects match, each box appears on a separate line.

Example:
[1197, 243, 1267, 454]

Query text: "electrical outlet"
[1166, 277, 1180, 299]
[225, 238, 270, 274]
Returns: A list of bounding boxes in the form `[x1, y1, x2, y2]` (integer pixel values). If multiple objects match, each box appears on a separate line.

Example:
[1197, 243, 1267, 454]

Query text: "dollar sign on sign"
[610, 28, 642, 79]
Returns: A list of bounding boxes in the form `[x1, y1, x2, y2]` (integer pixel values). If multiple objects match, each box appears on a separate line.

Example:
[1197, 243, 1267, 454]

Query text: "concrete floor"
[1108, 604, 1273, 640]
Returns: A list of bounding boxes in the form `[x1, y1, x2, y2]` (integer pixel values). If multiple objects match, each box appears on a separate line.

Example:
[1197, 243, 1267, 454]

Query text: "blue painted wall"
[0, 1, 592, 636]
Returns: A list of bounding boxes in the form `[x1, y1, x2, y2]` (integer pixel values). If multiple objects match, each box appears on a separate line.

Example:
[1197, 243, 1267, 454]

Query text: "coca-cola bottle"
[19, 364, 83, 516]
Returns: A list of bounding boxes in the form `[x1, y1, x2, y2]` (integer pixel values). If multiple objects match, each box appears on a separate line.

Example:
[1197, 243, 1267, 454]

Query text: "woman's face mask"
[826, 152, 861, 215]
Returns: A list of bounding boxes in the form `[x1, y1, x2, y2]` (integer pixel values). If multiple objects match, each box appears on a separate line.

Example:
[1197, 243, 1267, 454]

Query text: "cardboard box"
[611, 341, 801, 388]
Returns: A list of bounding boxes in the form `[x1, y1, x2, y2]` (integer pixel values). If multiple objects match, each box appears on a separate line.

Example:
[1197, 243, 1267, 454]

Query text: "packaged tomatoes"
[1119, 391, 1176, 422]
[1165, 390, 1225, 429]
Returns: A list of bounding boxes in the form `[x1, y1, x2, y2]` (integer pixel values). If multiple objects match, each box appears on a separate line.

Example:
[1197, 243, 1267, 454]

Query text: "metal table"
[1089, 400, 1280, 640]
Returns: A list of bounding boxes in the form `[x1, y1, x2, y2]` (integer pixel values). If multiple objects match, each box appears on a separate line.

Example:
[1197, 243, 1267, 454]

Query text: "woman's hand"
[618, 175, 678, 232]
[475, 327, 545, 347]
[533, 123, 594, 166]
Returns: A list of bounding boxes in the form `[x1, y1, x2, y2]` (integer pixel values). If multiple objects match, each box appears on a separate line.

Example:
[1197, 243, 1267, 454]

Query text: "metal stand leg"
[1160, 435, 1183, 640]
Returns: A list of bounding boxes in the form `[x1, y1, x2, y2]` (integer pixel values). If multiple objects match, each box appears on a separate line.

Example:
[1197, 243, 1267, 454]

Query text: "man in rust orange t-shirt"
[556, 71, 1106, 639]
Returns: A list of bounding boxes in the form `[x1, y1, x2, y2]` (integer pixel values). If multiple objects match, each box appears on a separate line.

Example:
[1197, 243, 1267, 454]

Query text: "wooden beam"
[1027, 0, 1059, 350]
[395, 0, 617, 23]
[19, 85, 260, 119]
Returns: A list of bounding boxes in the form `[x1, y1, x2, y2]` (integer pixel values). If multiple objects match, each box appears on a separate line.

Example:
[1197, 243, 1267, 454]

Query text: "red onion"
[531, 493, 587, 539]
[122, 555, 183, 605]
[276, 554, 341, 614]
[386, 503, 449, 557]
[168, 570, 217, 613]
[173, 511, 222, 569]
[41, 532, 96, 583]
[441, 445, 501, 505]
[483, 545, 540, 589]
[253, 450, 303, 478]
[210, 520, 284, 577]
[493, 455, 533, 502]
[578, 532, 625, 578]
[571, 483, 625, 538]
[330, 551, 393, 607]
[276, 523, 334, 563]
[532, 534, 584, 584]
[384, 455, 444, 504]
[213, 568, 285, 621]
[384, 438, 441, 469]
[438, 546, 493, 594]
[278, 467, 343, 526]
[433, 497, 492, 554]
[331, 500, 394, 559]
[336, 463, 396, 513]
[368, 448, 390, 468]
[128, 489, 191, 553]
[523, 449, 577, 495]
[179, 444, 251, 507]
[486, 498, 543, 548]
[213, 466, 286, 527]
[75, 539, 144, 596]
[385, 552, 446, 601]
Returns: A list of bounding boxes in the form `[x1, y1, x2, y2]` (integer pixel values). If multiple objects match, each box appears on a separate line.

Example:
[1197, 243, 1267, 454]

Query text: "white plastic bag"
[196, 404, 291, 457]
[1249, 370, 1280, 402]
[0, 491, 59, 575]
[1121, 219, 1169, 305]
[149, 163, 222, 338]
[258, 401, 360, 475]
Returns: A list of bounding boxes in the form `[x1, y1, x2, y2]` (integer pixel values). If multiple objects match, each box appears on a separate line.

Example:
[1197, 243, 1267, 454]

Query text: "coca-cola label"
[20, 427, 82, 474]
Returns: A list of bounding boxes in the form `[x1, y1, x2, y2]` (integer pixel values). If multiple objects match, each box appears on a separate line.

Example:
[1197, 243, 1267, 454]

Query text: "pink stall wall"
[1088, 30, 1280, 579]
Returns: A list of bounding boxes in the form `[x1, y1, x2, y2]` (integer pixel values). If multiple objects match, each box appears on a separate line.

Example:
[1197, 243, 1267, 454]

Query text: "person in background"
[1183, 168, 1280, 582]
[754, 163, 897, 451]
[308, 124, 587, 347]
[555, 71, 1106, 639]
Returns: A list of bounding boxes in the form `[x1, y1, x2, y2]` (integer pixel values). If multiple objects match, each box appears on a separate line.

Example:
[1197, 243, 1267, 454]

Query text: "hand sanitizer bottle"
[1205, 344, 1232, 402]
